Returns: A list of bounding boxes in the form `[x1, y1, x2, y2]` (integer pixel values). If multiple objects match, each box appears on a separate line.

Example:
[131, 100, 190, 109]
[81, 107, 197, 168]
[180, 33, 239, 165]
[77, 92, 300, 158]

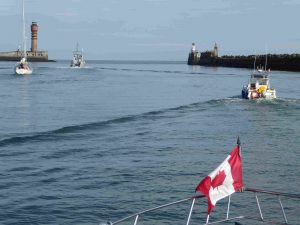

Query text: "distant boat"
[70, 42, 86, 68]
[241, 56, 276, 99]
[15, 0, 32, 75]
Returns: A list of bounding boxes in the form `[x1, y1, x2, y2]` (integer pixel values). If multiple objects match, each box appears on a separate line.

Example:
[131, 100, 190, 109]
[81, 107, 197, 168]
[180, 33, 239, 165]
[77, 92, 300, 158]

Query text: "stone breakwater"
[188, 53, 300, 72]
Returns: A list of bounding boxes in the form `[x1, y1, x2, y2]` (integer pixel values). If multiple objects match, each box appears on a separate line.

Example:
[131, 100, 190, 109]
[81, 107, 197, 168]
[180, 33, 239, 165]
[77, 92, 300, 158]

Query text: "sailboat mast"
[22, 0, 26, 58]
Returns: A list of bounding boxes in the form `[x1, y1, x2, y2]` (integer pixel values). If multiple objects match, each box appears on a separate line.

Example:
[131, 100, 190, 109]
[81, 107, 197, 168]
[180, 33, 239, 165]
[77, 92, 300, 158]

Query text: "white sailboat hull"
[15, 67, 32, 75]
[15, 57, 32, 75]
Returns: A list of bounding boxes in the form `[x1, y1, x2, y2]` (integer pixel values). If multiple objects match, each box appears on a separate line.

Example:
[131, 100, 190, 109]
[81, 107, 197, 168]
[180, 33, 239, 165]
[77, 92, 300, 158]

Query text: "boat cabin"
[249, 73, 270, 91]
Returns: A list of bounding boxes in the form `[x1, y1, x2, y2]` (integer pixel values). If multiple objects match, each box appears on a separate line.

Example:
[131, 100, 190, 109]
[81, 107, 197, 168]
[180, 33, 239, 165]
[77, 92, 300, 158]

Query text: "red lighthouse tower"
[31, 22, 38, 52]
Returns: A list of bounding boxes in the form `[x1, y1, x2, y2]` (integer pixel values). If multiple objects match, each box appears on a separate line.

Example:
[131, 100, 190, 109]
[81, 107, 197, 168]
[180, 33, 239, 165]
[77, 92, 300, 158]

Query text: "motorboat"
[242, 55, 276, 99]
[241, 68, 276, 99]
[70, 42, 86, 68]
[15, 0, 32, 75]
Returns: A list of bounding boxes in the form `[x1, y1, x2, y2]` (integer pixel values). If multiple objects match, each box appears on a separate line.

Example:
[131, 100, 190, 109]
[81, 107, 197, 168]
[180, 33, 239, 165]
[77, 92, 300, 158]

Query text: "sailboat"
[70, 42, 86, 68]
[15, 0, 32, 75]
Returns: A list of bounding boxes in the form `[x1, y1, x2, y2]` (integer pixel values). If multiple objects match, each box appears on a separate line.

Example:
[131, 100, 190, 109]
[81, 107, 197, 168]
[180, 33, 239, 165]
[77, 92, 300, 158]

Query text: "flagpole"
[237, 136, 244, 193]
[237, 136, 241, 154]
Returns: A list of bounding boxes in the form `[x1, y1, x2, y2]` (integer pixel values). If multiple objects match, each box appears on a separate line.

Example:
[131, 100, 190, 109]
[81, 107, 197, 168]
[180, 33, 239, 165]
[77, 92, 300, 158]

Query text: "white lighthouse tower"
[188, 42, 200, 65]
[214, 43, 219, 57]
[191, 43, 197, 53]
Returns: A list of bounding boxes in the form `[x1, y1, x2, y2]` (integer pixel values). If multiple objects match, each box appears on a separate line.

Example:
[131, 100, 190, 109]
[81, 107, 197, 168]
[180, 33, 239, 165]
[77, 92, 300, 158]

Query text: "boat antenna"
[76, 41, 79, 52]
[253, 55, 257, 72]
[265, 46, 268, 71]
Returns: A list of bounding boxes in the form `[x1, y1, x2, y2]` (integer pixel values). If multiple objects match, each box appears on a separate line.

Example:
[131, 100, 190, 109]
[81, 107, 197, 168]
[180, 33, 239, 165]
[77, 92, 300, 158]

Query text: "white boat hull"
[242, 87, 276, 100]
[15, 67, 32, 75]
[15, 58, 33, 75]
[70, 62, 85, 68]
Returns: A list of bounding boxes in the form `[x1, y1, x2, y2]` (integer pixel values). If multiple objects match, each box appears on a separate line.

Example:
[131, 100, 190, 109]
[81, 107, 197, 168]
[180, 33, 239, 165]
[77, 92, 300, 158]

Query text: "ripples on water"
[0, 61, 299, 224]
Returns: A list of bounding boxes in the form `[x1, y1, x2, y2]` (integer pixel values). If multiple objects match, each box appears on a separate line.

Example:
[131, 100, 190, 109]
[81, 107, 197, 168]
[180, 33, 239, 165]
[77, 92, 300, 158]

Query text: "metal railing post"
[133, 215, 139, 225]
[186, 198, 195, 225]
[226, 195, 231, 219]
[255, 194, 264, 221]
[278, 196, 288, 224]
[205, 214, 210, 224]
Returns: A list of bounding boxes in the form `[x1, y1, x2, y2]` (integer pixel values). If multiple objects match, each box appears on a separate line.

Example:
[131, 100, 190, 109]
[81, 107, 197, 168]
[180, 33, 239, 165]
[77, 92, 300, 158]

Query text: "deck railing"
[100, 188, 300, 225]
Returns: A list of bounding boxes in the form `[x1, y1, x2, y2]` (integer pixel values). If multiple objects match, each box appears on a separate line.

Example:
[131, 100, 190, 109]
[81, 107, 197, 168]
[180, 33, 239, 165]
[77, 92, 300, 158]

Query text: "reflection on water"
[20, 76, 31, 128]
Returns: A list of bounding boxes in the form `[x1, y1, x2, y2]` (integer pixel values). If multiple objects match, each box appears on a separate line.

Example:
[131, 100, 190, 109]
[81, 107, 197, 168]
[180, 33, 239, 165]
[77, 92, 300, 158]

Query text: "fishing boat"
[241, 68, 276, 100]
[100, 138, 299, 225]
[15, 0, 32, 75]
[241, 56, 276, 99]
[70, 42, 86, 68]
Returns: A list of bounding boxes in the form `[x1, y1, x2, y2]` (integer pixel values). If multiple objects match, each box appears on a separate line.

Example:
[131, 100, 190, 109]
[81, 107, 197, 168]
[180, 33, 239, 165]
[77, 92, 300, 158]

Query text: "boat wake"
[0, 96, 298, 147]
[97, 66, 239, 76]
[245, 97, 300, 108]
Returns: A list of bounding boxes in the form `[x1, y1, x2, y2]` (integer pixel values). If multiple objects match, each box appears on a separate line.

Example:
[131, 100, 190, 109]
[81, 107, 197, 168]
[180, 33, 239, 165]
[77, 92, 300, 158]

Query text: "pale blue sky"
[0, 0, 300, 60]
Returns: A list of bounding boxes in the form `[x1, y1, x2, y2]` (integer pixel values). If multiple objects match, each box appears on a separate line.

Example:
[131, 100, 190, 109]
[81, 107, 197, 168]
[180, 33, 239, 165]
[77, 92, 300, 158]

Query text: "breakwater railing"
[100, 188, 300, 225]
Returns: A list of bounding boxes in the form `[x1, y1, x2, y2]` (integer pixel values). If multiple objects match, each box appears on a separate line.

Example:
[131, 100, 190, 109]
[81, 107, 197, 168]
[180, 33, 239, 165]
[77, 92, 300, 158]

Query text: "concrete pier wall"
[0, 51, 49, 62]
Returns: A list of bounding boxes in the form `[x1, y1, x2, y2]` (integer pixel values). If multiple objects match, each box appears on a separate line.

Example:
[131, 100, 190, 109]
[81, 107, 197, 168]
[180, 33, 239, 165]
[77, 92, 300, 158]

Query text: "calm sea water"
[0, 60, 299, 225]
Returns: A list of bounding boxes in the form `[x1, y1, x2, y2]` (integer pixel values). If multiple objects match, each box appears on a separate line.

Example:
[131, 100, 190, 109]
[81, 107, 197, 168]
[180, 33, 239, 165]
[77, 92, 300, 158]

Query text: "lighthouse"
[0, 21, 50, 61]
[188, 42, 200, 65]
[31, 22, 38, 52]
[214, 43, 218, 57]
[191, 43, 197, 53]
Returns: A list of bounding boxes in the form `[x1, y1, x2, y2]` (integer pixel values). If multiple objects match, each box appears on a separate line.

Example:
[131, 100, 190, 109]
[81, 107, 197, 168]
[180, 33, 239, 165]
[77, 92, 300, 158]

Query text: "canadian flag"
[195, 144, 243, 214]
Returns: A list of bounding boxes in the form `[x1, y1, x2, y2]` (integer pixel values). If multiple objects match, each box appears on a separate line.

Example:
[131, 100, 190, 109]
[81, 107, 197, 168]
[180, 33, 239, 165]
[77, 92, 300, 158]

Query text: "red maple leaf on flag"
[211, 170, 226, 189]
